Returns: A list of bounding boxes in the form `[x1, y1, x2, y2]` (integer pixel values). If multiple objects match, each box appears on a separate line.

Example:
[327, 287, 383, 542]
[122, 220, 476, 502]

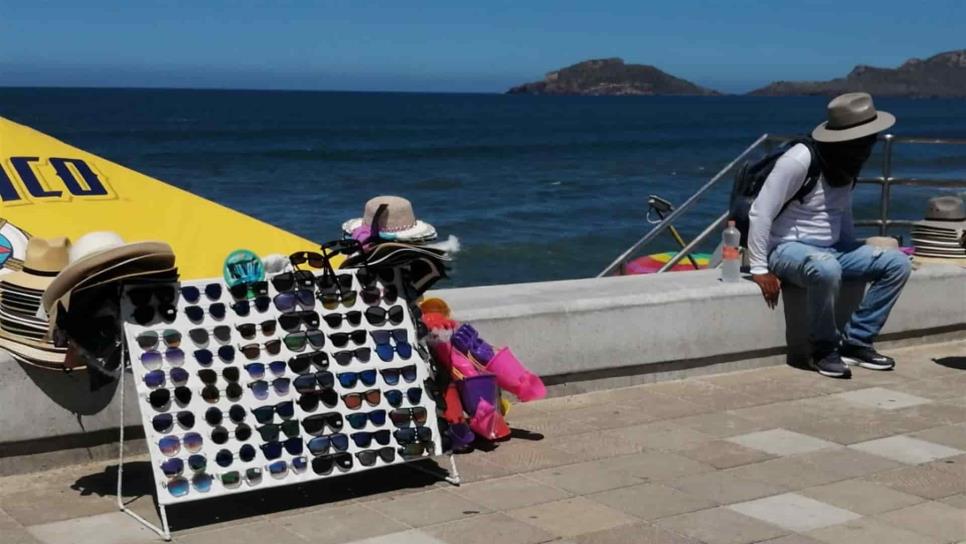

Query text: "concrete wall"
[1, 264, 964, 473]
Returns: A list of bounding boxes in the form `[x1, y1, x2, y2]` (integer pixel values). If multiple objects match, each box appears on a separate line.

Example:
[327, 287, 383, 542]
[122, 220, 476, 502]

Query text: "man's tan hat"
[2, 237, 70, 292]
[812, 92, 896, 143]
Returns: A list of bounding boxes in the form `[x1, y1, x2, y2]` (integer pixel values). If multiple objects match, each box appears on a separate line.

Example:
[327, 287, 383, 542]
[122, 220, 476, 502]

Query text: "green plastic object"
[223, 249, 264, 287]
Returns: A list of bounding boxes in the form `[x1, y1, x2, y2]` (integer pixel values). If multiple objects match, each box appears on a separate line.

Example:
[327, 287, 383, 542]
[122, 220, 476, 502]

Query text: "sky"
[1, 0, 963, 94]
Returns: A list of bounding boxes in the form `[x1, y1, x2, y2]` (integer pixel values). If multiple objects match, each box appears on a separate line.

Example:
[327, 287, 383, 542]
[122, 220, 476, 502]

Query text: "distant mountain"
[749, 50, 966, 98]
[506, 58, 720, 96]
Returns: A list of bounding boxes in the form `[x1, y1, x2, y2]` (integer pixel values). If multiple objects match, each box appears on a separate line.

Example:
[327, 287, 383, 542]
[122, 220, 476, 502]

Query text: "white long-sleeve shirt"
[747, 144, 855, 275]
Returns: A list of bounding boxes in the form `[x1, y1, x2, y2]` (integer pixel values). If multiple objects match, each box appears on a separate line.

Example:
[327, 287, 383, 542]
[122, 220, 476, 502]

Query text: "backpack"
[729, 138, 822, 247]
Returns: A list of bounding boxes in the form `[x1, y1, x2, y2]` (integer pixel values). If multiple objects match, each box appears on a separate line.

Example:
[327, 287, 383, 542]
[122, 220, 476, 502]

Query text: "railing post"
[879, 134, 894, 236]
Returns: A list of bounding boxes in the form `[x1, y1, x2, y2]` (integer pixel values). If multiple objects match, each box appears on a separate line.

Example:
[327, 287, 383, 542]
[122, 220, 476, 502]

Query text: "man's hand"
[752, 273, 781, 309]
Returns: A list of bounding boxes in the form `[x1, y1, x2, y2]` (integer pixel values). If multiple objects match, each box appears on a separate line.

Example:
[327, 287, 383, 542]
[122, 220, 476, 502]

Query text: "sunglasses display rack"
[116, 265, 454, 540]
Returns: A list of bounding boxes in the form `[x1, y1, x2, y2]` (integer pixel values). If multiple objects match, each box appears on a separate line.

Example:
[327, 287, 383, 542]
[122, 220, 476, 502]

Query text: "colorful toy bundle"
[419, 298, 546, 450]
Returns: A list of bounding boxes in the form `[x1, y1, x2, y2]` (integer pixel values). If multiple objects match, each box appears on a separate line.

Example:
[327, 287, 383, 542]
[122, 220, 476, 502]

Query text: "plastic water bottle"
[721, 220, 741, 283]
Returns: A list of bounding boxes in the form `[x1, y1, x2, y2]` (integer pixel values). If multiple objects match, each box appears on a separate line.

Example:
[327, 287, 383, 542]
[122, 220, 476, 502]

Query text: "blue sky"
[1, 0, 962, 93]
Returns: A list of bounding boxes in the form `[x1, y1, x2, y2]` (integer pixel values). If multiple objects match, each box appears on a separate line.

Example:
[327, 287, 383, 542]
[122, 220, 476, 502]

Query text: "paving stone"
[728, 493, 861, 532]
[650, 380, 762, 411]
[341, 529, 447, 544]
[604, 451, 715, 482]
[888, 402, 966, 431]
[507, 413, 599, 438]
[911, 423, 966, 450]
[0, 483, 117, 526]
[278, 504, 408, 544]
[805, 517, 937, 544]
[618, 421, 716, 452]
[800, 479, 925, 515]
[448, 454, 515, 483]
[866, 463, 966, 499]
[759, 536, 825, 544]
[574, 401, 667, 430]
[546, 430, 646, 461]
[678, 439, 777, 469]
[572, 521, 701, 544]
[939, 493, 966, 509]
[834, 387, 933, 410]
[472, 442, 581, 473]
[889, 376, 966, 401]
[727, 428, 839, 456]
[666, 470, 788, 505]
[626, 391, 710, 421]
[669, 411, 770, 438]
[449, 475, 572, 511]
[26, 511, 172, 544]
[526, 460, 643, 495]
[367, 488, 489, 527]
[849, 435, 964, 464]
[422, 513, 554, 544]
[654, 507, 789, 544]
[1, 526, 44, 544]
[589, 482, 715, 521]
[506, 497, 638, 538]
[876, 501, 966, 542]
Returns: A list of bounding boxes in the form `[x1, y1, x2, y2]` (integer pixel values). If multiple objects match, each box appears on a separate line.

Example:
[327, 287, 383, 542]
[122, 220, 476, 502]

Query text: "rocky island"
[749, 49, 966, 98]
[506, 58, 719, 96]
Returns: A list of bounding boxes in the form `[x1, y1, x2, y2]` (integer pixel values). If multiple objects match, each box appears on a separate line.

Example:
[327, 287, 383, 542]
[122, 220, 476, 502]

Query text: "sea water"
[2, 88, 964, 287]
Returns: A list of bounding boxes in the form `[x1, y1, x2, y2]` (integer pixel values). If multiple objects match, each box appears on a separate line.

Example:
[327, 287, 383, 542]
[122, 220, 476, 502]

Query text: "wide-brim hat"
[0, 329, 67, 366]
[342, 195, 437, 243]
[812, 93, 896, 143]
[2, 237, 70, 292]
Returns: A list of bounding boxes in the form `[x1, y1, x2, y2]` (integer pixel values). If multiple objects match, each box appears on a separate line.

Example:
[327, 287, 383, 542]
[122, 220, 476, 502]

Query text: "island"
[506, 58, 719, 96]
[749, 49, 966, 98]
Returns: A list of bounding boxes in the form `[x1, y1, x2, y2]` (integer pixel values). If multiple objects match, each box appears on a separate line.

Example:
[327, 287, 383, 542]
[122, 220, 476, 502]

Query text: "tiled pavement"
[1, 340, 965, 544]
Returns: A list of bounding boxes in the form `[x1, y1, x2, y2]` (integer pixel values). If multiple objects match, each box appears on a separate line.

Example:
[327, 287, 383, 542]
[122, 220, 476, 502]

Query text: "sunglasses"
[132, 304, 177, 326]
[185, 303, 226, 322]
[270, 270, 316, 293]
[288, 352, 329, 374]
[345, 409, 386, 430]
[278, 311, 320, 332]
[158, 432, 203, 456]
[181, 284, 222, 304]
[229, 281, 269, 301]
[317, 273, 354, 292]
[293, 371, 335, 393]
[343, 389, 381, 410]
[164, 472, 213, 498]
[371, 329, 408, 345]
[311, 452, 353, 474]
[318, 290, 357, 310]
[301, 413, 344, 435]
[364, 305, 405, 326]
[274, 290, 315, 312]
[160, 453, 207, 477]
[140, 348, 185, 371]
[332, 348, 372, 366]
[337, 369, 377, 388]
[204, 404, 247, 426]
[238, 340, 282, 359]
[283, 330, 325, 352]
[355, 447, 395, 467]
[128, 286, 177, 307]
[290, 251, 326, 269]
[187, 326, 232, 346]
[266, 458, 307, 479]
[201, 383, 244, 403]
[231, 297, 271, 317]
[398, 442, 434, 458]
[394, 426, 432, 444]
[389, 407, 429, 427]
[143, 368, 189, 388]
[260, 437, 304, 460]
[361, 284, 398, 306]
[152, 411, 195, 433]
[193, 345, 236, 366]
[329, 330, 366, 348]
[356, 266, 395, 286]
[197, 367, 241, 385]
[380, 366, 417, 386]
[252, 401, 295, 424]
[321, 310, 362, 329]
[297, 389, 339, 412]
[136, 329, 181, 350]
[244, 361, 287, 379]
[255, 420, 301, 441]
[385, 387, 423, 408]
[349, 429, 391, 448]
[306, 433, 349, 456]
[210, 423, 252, 444]
[248, 378, 292, 399]
[235, 320, 277, 339]
[148, 386, 191, 409]
[212, 444, 258, 468]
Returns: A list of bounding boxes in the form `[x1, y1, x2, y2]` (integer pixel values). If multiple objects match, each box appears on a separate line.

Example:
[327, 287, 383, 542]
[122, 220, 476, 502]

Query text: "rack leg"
[408, 452, 462, 486]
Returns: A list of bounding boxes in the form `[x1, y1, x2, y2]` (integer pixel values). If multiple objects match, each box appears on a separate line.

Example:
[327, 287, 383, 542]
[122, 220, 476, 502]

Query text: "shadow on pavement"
[933, 356, 966, 370]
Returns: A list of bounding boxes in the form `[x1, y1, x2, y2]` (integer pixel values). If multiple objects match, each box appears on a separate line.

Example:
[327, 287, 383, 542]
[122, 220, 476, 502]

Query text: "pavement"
[1, 339, 964, 544]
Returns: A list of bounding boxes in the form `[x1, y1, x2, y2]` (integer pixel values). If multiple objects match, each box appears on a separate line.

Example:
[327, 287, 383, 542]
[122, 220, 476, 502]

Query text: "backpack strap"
[776, 140, 822, 217]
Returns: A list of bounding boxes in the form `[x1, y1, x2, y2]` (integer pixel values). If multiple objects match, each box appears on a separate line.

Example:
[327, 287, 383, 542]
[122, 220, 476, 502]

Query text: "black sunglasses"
[235, 320, 277, 339]
[278, 311, 320, 332]
[332, 348, 371, 366]
[301, 413, 344, 436]
[288, 352, 329, 374]
[181, 284, 222, 304]
[321, 310, 362, 329]
[271, 270, 316, 293]
[185, 303, 226, 322]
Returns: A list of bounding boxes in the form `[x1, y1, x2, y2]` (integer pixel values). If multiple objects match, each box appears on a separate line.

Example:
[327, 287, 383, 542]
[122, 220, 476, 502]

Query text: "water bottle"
[721, 220, 741, 283]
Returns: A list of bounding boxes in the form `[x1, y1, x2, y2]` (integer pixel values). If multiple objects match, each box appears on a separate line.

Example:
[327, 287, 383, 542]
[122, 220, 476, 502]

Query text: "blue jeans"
[768, 240, 912, 354]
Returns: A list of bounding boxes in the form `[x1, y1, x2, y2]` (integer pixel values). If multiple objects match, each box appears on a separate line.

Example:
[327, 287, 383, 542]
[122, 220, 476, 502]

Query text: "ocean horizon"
[2, 87, 964, 287]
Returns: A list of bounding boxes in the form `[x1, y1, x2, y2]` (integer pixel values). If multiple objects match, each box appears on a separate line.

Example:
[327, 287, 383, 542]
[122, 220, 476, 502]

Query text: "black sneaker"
[810, 351, 851, 378]
[839, 344, 895, 371]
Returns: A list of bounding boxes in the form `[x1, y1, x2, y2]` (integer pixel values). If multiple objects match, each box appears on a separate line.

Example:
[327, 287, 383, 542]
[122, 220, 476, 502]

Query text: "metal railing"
[598, 133, 966, 277]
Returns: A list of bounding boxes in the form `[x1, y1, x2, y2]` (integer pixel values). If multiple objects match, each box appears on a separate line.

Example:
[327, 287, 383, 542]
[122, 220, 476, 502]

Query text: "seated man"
[749, 93, 912, 379]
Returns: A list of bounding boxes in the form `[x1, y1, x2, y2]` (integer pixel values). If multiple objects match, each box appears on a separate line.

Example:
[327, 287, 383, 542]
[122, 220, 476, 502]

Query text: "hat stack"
[0, 237, 70, 368]
[911, 196, 966, 260]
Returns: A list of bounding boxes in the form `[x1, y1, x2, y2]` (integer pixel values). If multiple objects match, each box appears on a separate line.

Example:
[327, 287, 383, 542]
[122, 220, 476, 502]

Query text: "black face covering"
[815, 135, 877, 187]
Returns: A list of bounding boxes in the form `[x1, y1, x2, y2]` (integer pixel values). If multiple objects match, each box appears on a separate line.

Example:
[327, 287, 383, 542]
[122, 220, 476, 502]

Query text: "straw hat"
[812, 93, 896, 143]
[912, 196, 966, 259]
[2, 237, 69, 292]
[342, 196, 437, 243]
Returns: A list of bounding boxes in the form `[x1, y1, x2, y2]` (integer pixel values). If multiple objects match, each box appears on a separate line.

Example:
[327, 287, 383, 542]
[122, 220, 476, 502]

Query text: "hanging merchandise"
[121, 246, 446, 505]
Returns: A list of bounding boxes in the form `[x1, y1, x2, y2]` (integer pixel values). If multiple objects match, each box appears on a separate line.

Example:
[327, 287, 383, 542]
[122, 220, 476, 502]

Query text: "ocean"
[2, 88, 964, 287]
